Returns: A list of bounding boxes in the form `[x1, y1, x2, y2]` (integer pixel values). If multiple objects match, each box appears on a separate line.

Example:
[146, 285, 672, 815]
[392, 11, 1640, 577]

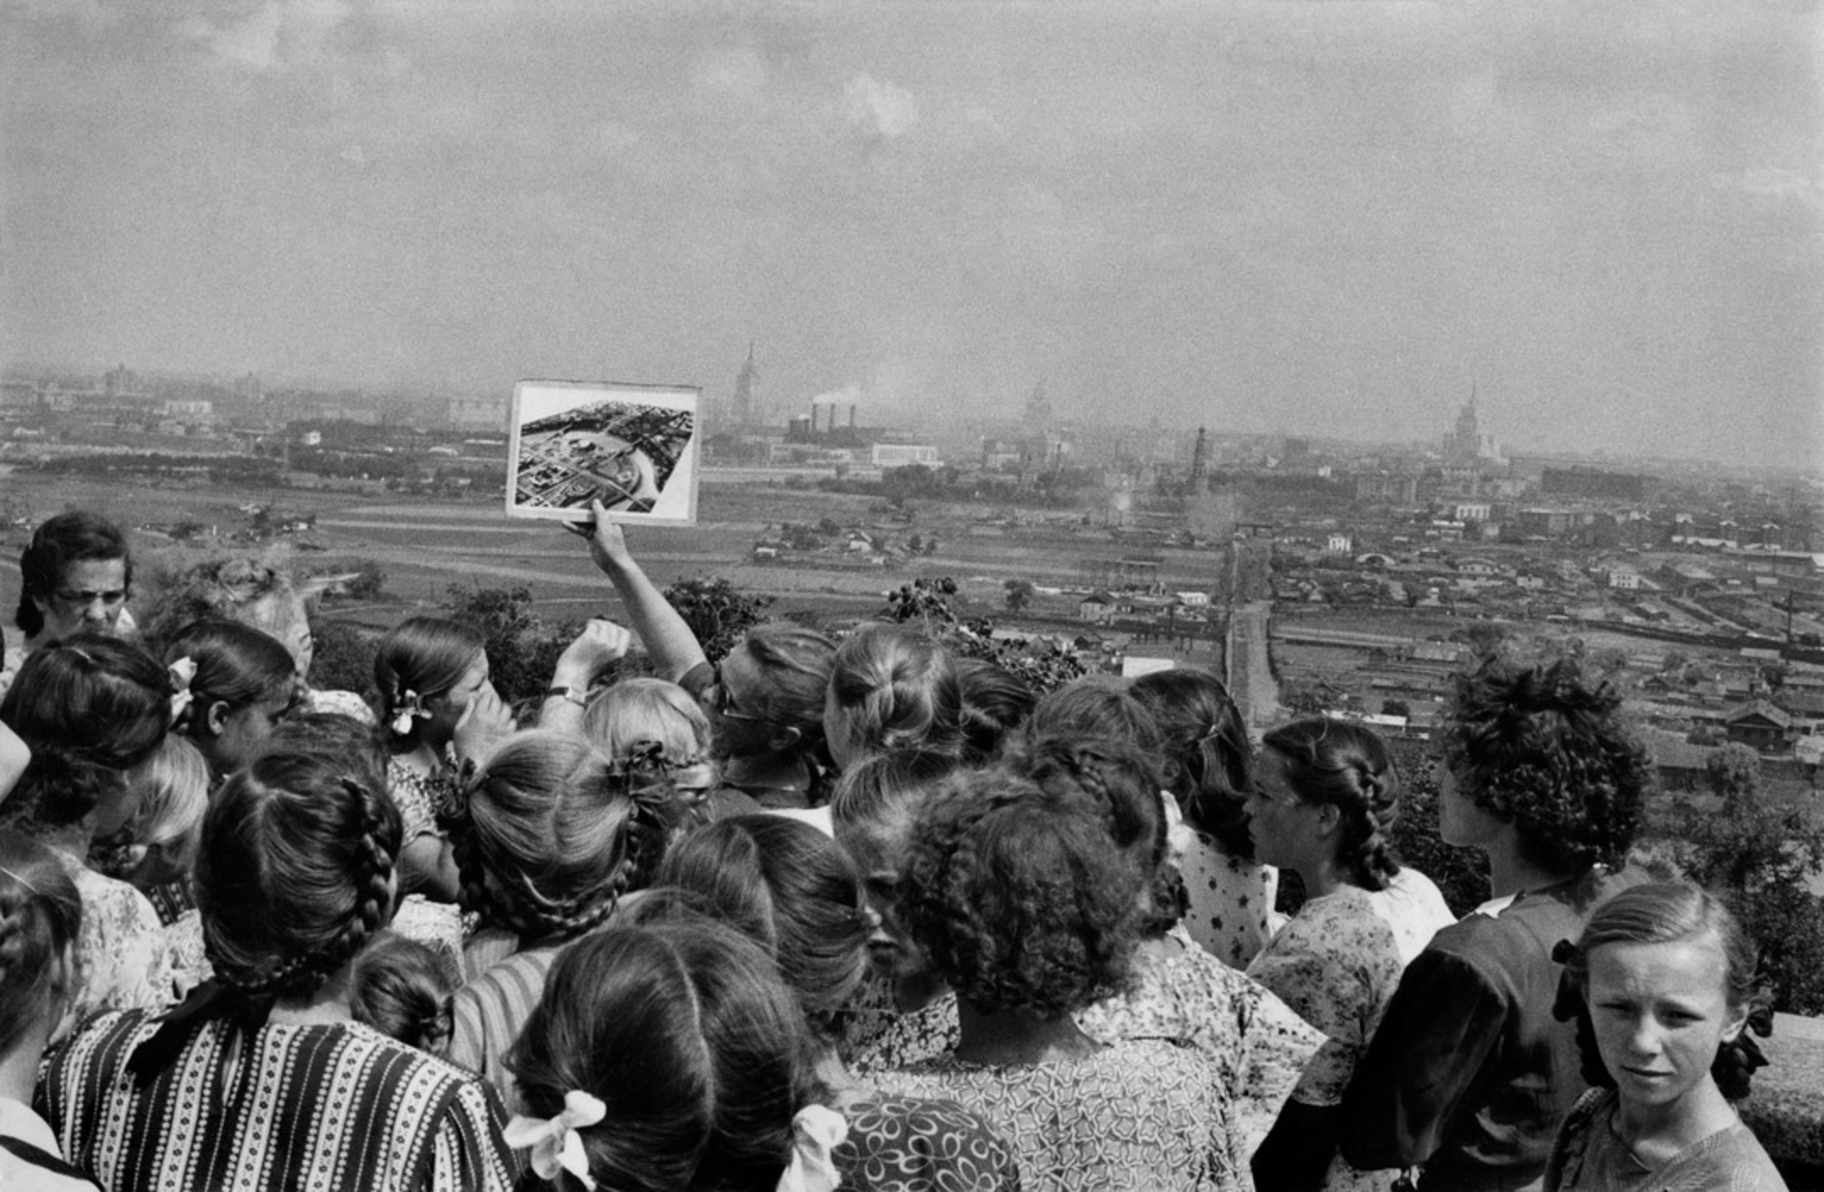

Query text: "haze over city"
[3, 0, 1819, 470]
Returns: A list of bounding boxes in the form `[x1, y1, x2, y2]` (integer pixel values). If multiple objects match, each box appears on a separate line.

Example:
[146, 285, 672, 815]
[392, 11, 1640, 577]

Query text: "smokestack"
[811, 404, 820, 435]
[849, 404, 857, 430]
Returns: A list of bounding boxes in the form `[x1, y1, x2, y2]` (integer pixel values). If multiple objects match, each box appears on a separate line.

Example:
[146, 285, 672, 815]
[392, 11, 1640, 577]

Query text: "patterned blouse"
[1246, 886, 1404, 1192]
[1179, 829, 1278, 969]
[38, 1011, 518, 1192]
[887, 1041, 1242, 1192]
[48, 847, 174, 1025]
[833, 1090, 1022, 1191]
[846, 926, 1326, 1179]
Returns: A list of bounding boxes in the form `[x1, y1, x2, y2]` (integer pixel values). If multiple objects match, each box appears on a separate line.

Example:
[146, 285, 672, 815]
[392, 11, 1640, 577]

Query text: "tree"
[1665, 742, 1824, 1014]
[1383, 737, 1491, 917]
[1004, 579, 1034, 614]
[884, 577, 960, 630]
[345, 559, 386, 600]
[445, 584, 582, 712]
[1380, 698, 1411, 718]
[662, 576, 775, 663]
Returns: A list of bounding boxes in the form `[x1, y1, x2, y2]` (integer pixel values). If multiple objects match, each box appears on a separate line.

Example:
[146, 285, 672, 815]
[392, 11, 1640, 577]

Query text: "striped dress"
[37, 1011, 518, 1192]
[446, 944, 563, 1108]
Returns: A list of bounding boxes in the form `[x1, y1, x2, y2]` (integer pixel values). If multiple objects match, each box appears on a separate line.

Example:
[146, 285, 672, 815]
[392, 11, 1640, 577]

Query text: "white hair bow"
[167, 657, 198, 728]
[504, 1089, 607, 1190]
[777, 1104, 848, 1192]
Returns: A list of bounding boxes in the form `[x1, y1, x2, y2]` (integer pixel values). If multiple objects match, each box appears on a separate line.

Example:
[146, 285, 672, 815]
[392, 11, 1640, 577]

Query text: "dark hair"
[16, 511, 131, 639]
[1442, 655, 1650, 874]
[954, 658, 1035, 765]
[507, 919, 820, 1192]
[899, 765, 1145, 1017]
[656, 815, 873, 1041]
[0, 633, 171, 829]
[263, 712, 389, 795]
[734, 623, 838, 741]
[1129, 668, 1254, 856]
[163, 619, 298, 742]
[197, 750, 401, 998]
[827, 625, 963, 762]
[451, 731, 680, 942]
[0, 830, 82, 1054]
[373, 617, 484, 741]
[1554, 882, 1768, 1100]
[1261, 718, 1402, 892]
[1026, 677, 1164, 759]
[139, 555, 301, 654]
[348, 931, 455, 1054]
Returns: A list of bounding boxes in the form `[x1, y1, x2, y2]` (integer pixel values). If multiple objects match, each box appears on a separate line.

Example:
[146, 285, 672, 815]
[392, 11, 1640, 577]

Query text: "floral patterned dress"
[385, 757, 465, 969]
[1178, 829, 1278, 970]
[47, 846, 174, 1025]
[1246, 886, 1404, 1192]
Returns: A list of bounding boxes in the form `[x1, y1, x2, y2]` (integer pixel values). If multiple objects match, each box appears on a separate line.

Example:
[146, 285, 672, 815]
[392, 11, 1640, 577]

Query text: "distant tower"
[731, 342, 758, 426]
[1454, 384, 1480, 448]
[1024, 379, 1054, 430]
[1189, 426, 1209, 491]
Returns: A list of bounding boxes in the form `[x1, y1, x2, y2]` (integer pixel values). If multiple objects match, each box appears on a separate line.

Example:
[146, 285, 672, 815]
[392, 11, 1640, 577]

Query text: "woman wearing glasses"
[563, 500, 837, 809]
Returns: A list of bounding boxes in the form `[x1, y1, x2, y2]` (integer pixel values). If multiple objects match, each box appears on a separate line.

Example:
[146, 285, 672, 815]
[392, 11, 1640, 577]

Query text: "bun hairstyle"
[161, 619, 298, 735]
[1128, 669, 1255, 858]
[348, 931, 456, 1054]
[129, 749, 401, 1080]
[450, 731, 680, 943]
[954, 658, 1035, 765]
[827, 625, 963, 762]
[0, 633, 171, 830]
[582, 677, 718, 797]
[373, 617, 484, 742]
[1260, 717, 1402, 892]
[1553, 882, 1771, 1101]
[507, 918, 822, 1192]
[1442, 654, 1650, 875]
[655, 815, 875, 1041]
[15, 511, 131, 639]
[0, 830, 82, 1055]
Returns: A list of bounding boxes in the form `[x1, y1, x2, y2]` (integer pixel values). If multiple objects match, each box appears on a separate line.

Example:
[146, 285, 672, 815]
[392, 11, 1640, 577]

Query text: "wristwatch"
[545, 685, 589, 708]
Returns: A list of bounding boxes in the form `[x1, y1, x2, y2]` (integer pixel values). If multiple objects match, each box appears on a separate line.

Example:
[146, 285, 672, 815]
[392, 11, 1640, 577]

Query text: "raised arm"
[569, 499, 706, 683]
[538, 618, 632, 733]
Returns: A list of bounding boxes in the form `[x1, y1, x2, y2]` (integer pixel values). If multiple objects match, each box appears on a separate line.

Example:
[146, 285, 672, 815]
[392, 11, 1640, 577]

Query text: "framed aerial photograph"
[505, 380, 701, 524]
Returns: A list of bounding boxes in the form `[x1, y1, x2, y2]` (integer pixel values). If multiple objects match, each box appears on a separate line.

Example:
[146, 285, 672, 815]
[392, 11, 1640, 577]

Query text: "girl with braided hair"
[445, 730, 685, 1101]
[1244, 717, 1407, 1192]
[1543, 883, 1786, 1190]
[0, 634, 175, 1021]
[0, 830, 98, 1191]
[36, 749, 517, 1191]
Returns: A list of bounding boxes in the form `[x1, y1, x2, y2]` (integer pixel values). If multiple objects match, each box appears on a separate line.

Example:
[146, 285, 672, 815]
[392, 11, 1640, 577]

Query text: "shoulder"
[305, 688, 375, 723]
[1670, 1123, 1790, 1191]
[677, 660, 714, 699]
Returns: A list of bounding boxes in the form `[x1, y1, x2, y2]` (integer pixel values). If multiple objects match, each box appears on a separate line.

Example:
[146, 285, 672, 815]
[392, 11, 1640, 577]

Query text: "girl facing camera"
[1544, 883, 1786, 1192]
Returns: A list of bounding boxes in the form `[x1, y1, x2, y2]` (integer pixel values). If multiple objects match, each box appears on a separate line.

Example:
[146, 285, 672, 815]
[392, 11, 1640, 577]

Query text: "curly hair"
[139, 554, 303, 656]
[1553, 882, 1769, 1100]
[15, 511, 131, 639]
[450, 731, 680, 942]
[0, 830, 82, 1055]
[827, 625, 963, 764]
[1129, 668, 1254, 857]
[898, 766, 1145, 1018]
[0, 633, 171, 830]
[1261, 717, 1403, 892]
[507, 919, 821, 1192]
[1442, 655, 1650, 874]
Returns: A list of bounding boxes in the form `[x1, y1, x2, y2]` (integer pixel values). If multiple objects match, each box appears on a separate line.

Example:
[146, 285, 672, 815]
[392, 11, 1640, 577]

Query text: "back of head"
[374, 617, 483, 734]
[1027, 677, 1163, 758]
[1558, 881, 1763, 1098]
[1443, 654, 1650, 875]
[1261, 717, 1402, 891]
[140, 555, 299, 654]
[16, 511, 131, 639]
[507, 918, 818, 1192]
[583, 677, 716, 791]
[199, 749, 402, 997]
[124, 734, 211, 849]
[736, 623, 838, 740]
[1128, 668, 1253, 855]
[954, 658, 1035, 765]
[0, 633, 170, 829]
[655, 815, 872, 1038]
[348, 931, 455, 1053]
[899, 766, 1145, 1018]
[453, 730, 679, 942]
[828, 625, 963, 764]
[263, 712, 389, 795]
[830, 748, 961, 843]
[0, 830, 82, 1055]
[164, 618, 298, 726]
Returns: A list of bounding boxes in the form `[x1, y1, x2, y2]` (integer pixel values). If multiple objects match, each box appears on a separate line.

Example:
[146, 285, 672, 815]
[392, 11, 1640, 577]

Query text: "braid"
[1344, 758, 1402, 892]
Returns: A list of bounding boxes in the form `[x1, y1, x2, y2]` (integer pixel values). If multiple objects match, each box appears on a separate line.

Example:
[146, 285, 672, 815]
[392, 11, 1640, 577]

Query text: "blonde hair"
[583, 678, 717, 794]
[124, 735, 211, 848]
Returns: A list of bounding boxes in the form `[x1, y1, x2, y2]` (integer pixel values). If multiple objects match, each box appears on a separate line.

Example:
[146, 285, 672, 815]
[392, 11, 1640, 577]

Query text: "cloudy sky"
[3, 0, 1819, 468]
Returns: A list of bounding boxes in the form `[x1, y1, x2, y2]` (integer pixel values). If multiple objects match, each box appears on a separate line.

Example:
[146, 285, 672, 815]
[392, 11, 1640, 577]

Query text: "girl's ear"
[1312, 801, 1343, 837]
[1721, 999, 1750, 1045]
[203, 699, 231, 738]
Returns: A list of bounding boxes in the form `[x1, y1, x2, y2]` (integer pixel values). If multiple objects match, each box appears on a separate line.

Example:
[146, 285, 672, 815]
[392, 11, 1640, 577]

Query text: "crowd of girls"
[0, 505, 1792, 1192]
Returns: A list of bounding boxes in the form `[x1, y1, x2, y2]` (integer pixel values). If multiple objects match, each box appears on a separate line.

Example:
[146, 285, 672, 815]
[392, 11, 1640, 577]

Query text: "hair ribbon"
[776, 1104, 847, 1192]
[167, 656, 197, 727]
[390, 688, 429, 736]
[504, 1089, 607, 1190]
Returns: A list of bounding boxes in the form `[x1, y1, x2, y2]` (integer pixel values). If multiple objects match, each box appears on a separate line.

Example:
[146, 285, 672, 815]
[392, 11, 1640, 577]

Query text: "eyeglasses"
[706, 668, 766, 723]
[51, 587, 128, 609]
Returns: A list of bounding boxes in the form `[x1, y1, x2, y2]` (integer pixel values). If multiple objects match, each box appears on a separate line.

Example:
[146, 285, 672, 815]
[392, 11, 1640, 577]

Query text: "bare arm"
[0, 722, 28, 804]
[569, 499, 706, 683]
[538, 618, 632, 733]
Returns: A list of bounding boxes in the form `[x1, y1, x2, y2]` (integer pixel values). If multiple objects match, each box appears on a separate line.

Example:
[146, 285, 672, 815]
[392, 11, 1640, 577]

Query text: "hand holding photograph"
[506, 380, 700, 525]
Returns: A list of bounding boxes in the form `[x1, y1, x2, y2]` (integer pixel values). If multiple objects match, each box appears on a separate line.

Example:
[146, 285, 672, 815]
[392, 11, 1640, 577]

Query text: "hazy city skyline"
[4, 1, 1819, 470]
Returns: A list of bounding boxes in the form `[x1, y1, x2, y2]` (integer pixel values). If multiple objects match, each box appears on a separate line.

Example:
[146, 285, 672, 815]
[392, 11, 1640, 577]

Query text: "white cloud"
[1712, 167, 1824, 210]
[181, 0, 353, 73]
[842, 73, 918, 142]
[693, 47, 767, 100]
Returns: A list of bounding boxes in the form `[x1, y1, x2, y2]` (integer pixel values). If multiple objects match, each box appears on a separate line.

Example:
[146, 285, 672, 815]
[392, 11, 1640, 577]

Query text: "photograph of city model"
[509, 388, 696, 520]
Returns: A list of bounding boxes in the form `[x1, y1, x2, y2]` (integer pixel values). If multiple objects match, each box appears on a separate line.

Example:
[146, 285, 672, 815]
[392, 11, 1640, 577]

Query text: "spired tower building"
[730, 342, 759, 428]
[1444, 385, 1503, 465]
